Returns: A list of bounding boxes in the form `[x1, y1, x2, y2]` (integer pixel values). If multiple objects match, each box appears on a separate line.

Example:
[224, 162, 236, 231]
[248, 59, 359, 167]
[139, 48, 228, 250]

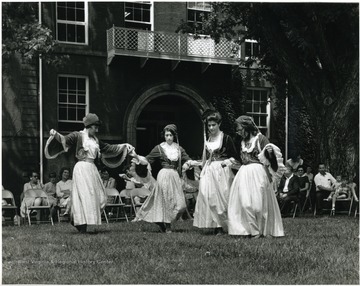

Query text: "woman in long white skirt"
[45, 113, 135, 233]
[132, 124, 195, 233]
[193, 110, 238, 235]
[228, 115, 285, 238]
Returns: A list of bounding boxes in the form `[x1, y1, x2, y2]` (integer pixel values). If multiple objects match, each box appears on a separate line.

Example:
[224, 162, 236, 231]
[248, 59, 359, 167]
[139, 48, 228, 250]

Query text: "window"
[124, 1, 152, 30]
[56, 2, 88, 44]
[244, 39, 260, 59]
[58, 75, 89, 132]
[245, 88, 270, 136]
[187, 2, 211, 33]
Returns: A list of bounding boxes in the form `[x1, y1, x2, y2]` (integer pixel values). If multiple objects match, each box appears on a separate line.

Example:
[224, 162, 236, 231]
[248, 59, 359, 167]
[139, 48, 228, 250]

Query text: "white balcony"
[107, 26, 240, 67]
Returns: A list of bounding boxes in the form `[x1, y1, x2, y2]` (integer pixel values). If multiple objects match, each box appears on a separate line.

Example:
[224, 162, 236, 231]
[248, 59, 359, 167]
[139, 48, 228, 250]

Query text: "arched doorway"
[136, 95, 203, 157]
[125, 83, 212, 158]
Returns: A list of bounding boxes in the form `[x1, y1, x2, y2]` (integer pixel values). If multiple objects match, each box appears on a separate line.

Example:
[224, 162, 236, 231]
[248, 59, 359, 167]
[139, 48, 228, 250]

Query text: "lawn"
[2, 215, 359, 284]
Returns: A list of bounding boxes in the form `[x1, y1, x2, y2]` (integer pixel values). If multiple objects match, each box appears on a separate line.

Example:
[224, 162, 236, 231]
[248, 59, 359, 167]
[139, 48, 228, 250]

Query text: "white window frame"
[245, 88, 271, 136]
[124, 1, 153, 31]
[57, 75, 89, 128]
[244, 39, 260, 60]
[187, 2, 211, 35]
[56, 2, 88, 45]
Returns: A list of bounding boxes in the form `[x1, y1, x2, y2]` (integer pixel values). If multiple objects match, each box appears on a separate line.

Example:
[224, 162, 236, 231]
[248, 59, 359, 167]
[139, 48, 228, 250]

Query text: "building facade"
[2, 1, 284, 201]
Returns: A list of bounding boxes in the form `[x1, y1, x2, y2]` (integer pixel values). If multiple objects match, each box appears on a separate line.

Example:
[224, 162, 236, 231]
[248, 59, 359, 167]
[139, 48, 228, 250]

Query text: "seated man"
[314, 163, 336, 215]
[277, 166, 300, 217]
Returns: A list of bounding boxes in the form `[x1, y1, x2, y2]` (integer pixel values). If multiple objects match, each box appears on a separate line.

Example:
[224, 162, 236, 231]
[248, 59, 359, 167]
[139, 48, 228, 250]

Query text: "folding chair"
[103, 188, 128, 223]
[328, 195, 355, 217]
[24, 189, 54, 225]
[280, 198, 299, 218]
[2, 190, 20, 226]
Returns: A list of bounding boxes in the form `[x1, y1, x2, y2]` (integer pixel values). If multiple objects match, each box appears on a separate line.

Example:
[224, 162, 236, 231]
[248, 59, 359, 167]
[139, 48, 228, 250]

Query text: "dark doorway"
[136, 95, 203, 176]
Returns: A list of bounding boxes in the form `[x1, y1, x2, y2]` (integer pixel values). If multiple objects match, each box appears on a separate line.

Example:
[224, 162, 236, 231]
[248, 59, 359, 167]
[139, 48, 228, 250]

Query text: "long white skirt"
[228, 163, 284, 237]
[193, 161, 234, 229]
[135, 168, 186, 223]
[71, 161, 107, 226]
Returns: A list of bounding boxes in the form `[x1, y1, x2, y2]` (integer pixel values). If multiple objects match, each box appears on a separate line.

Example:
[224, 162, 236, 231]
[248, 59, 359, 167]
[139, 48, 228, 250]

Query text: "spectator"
[119, 169, 150, 203]
[20, 171, 44, 220]
[296, 166, 309, 212]
[305, 166, 315, 210]
[102, 168, 116, 189]
[286, 151, 303, 171]
[314, 163, 336, 215]
[277, 166, 300, 217]
[43, 172, 58, 220]
[56, 167, 72, 216]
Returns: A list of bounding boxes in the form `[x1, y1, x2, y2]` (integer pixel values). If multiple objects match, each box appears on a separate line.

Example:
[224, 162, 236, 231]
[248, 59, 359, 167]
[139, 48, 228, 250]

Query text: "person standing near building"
[228, 115, 285, 238]
[131, 124, 195, 233]
[193, 110, 238, 235]
[45, 113, 136, 233]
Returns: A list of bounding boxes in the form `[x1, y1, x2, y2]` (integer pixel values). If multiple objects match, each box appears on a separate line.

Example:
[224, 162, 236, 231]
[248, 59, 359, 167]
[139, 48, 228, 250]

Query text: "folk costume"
[228, 132, 285, 237]
[132, 125, 194, 227]
[44, 114, 135, 229]
[193, 131, 237, 230]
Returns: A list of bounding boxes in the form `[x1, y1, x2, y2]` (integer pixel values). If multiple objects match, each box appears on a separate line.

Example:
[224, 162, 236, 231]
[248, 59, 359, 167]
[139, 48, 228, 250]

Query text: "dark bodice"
[240, 134, 269, 165]
[146, 144, 191, 170]
[205, 133, 238, 161]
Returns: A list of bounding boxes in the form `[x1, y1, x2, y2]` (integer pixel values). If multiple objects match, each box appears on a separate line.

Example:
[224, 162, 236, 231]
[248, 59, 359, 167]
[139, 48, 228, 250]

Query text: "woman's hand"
[49, 129, 57, 136]
[182, 162, 190, 172]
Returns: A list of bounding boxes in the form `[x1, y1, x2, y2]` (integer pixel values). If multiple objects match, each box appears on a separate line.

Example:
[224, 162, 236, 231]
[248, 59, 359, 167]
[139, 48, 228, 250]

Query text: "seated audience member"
[297, 166, 309, 211]
[43, 172, 58, 219]
[119, 168, 150, 206]
[286, 151, 304, 171]
[348, 175, 359, 202]
[326, 175, 342, 201]
[20, 171, 44, 220]
[277, 166, 300, 217]
[56, 167, 72, 216]
[314, 163, 336, 215]
[102, 168, 116, 189]
[305, 166, 315, 209]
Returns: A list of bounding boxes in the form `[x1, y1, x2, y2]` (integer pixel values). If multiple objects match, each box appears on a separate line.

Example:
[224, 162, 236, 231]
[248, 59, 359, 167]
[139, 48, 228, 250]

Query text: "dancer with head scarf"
[228, 115, 285, 238]
[131, 124, 195, 233]
[45, 113, 136, 233]
[193, 110, 238, 235]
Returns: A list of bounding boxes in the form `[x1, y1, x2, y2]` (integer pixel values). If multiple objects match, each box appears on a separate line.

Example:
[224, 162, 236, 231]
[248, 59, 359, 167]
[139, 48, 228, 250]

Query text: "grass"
[2, 215, 359, 284]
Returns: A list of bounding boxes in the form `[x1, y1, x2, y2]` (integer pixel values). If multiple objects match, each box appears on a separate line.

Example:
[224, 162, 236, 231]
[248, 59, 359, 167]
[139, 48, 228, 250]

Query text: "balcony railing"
[107, 26, 240, 66]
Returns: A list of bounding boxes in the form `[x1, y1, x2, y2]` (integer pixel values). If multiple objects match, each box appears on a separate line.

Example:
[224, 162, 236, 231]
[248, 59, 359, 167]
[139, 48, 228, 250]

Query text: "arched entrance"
[125, 83, 212, 158]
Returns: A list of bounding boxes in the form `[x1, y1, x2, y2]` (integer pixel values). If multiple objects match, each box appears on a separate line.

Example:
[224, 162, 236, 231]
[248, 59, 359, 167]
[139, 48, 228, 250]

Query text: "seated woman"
[119, 167, 151, 206]
[56, 167, 72, 216]
[43, 172, 58, 219]
[20, 171, 44, 220]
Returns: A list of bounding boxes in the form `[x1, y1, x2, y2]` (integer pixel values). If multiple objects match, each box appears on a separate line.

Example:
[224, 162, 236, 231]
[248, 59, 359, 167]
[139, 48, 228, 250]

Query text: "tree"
[203, 2, 359, 176]
[2, 2, 67, 67]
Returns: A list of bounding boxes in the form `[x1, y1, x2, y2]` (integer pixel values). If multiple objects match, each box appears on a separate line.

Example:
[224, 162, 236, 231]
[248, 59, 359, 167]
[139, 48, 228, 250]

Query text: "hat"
[83, 113, 101, 127]
[164, 124, 177, 134]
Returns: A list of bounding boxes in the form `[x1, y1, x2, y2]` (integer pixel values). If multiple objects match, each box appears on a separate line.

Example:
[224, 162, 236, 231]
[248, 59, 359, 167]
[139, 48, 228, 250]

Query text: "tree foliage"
[2, 2, 68, 66]
[203, 2, 359, 176]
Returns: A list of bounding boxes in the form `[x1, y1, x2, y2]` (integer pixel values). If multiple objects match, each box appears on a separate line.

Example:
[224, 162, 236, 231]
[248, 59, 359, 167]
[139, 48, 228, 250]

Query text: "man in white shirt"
[314, 163, 336, 215]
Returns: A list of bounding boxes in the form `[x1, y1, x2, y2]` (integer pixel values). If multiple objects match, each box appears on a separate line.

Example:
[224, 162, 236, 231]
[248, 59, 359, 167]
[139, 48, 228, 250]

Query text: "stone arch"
[125, 83, 212, 146]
